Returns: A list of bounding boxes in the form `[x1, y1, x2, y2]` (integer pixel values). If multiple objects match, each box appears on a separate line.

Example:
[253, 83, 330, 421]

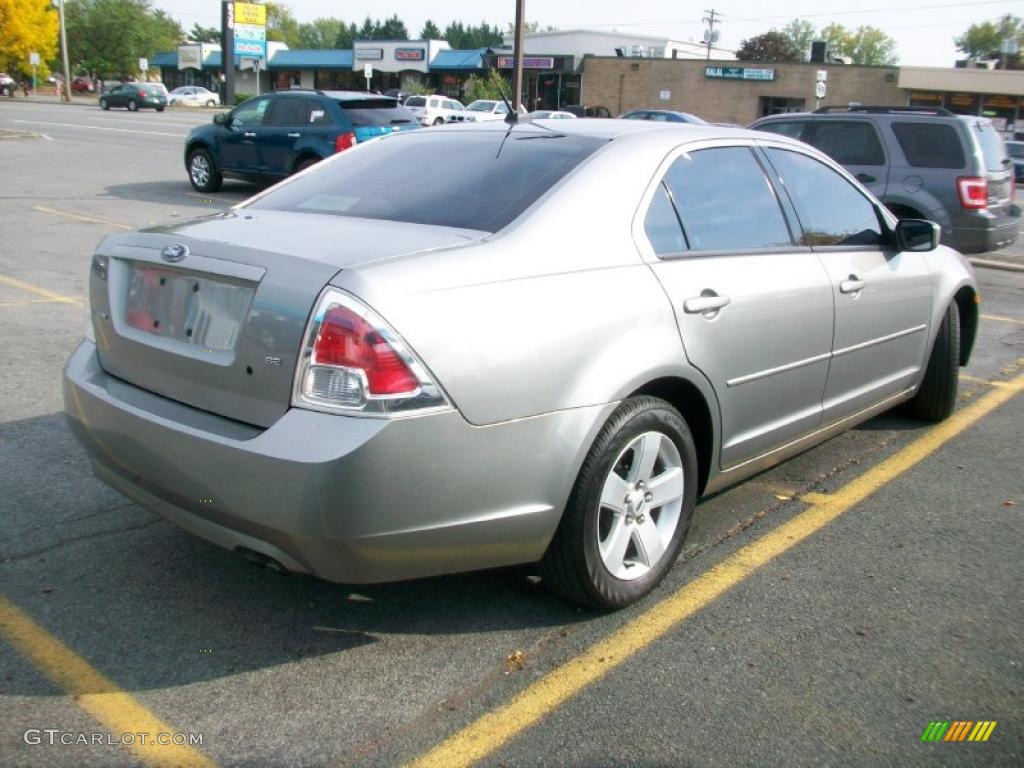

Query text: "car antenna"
[494, 74, 520, 126]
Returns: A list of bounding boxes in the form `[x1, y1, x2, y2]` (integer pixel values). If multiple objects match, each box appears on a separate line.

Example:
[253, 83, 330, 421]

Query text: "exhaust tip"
[235, 546, 290, 575]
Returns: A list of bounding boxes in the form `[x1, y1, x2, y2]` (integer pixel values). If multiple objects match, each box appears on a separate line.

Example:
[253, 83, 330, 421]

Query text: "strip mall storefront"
[899, 67, 1024, 137]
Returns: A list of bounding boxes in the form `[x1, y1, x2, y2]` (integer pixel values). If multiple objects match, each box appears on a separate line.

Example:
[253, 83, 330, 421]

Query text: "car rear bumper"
[948, 207, 1020, 254]
[63, 342, 608, 583]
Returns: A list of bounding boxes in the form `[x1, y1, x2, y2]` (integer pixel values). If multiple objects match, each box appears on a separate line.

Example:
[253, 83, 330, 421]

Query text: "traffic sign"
[139, 57, 149, 72]
[364, 63, 373, 80]
[815, 81, 827, 99]
[29, 52, 40, 66]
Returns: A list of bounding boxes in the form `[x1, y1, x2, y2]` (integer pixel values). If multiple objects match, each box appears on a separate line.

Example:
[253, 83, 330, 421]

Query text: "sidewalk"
[1, 92, 94, 106]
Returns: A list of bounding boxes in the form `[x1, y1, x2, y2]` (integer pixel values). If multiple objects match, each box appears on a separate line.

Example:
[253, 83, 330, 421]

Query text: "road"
[0, 99, 1021, 768]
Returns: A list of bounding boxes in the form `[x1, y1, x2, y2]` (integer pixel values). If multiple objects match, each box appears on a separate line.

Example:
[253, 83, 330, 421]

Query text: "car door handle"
[855, 173, 876, 183]
[839, 276, 866, 294]
[287, 132, 301, 138]
[243, 131, 256, 139]
[683, 294, 731, 314]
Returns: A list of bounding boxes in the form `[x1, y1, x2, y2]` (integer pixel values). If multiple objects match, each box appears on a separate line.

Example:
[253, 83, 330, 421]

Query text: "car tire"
[99, 98, 109, 110]
[127, 99, 138, 112]
[206, 100, 216, 107]
[432, 117, 444, 125]
[905, 302, 960, 422]
[156, 105, 165, 112]
[294, 157, 321, 173]
[541, 396, 698, 608]
[187, 147, 223, 193]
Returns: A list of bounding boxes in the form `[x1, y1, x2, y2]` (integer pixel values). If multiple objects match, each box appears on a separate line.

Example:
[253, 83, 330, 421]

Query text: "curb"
[968, 257, 1024, 273]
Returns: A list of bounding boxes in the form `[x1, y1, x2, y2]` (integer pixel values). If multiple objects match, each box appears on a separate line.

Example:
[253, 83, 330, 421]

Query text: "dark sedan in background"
[99, 83, 167, 112]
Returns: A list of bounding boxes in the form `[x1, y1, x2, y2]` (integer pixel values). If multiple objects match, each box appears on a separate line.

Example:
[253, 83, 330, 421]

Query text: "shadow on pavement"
[102, 179, 257, 209]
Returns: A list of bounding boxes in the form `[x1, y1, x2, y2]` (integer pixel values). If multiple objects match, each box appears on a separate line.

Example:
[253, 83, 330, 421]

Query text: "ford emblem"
[161, 244, 189, 263]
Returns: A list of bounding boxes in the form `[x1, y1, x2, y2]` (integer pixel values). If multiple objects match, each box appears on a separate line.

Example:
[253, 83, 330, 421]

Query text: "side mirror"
[213, 112, 229, 126]
[895, 219, 940, 252]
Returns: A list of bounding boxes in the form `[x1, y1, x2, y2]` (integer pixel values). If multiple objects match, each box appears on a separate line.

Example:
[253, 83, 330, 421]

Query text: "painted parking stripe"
[0, 597, 215, 768]
[0, 273, 82, 305]
[10, 119, 184, 138]
[405, 374, 1024, 768]
[33, 204, 133, 230]
[981, 313, 1024, 324]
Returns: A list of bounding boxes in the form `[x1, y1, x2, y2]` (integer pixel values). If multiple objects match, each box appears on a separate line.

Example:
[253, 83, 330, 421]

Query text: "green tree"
[782, 19, 815, 62]
[377, 14, 408, 40]
[735, 31, 799, 62]
[263, 2, 301, 47]
[420, 19, 442, 39]
[847, 26, 898, 65]
[463, 68, 510, 102]
[358, 16, 377, 40]
[954, 14, 1023, 60]
[65, 0, 182, 77]
[296, 17, 344, 49]
[818, 23, 852, 59]
[0, 0, 59, 77]
[189, 23, 219, 44]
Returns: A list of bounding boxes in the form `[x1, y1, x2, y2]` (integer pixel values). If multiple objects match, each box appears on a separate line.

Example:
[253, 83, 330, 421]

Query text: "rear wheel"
[99, 98, 109, 110]
[294, 157, 321, 173]
[905, 302, 960, 422]
[206, 100, 216, 107]
[156, 105, 165, 112]
[187, 147, 222, 193]
[127, 99, 138, 112]
[541, 396, 698, 608]
[432, 117, 444, 125]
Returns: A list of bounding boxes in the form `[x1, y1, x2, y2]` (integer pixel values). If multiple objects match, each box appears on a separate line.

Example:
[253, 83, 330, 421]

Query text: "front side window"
[807, 120, 885, 166]
[891, 122, 966, 168]
[766, 148, 884, 247]
[662, 147, 793, 252]
[232, 97, 270, 127]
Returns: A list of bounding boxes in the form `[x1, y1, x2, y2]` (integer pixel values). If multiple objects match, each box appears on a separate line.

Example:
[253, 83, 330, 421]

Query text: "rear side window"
[405, 96, 425, 107]
[766, 148, 884, 247]
[338, 99, 416, 126]
[248, 131, 605, 232]
[892, 122, 966, 169]
[644, 183, 686, 255]
[808, 121, 885, 166]
[970, 120, 1009, 172]
[755, 121, 806, 140]
[662, 147, 792, 252]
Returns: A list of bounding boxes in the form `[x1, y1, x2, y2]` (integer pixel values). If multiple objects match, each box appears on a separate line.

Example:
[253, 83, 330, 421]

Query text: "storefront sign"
[231, 2, 266, 58]
[704, 66, 776, 81]
[233, 2, 265, 25]
[496, 56, 555, 69]
[178, 45, 202, 71]
[355, 48, 384, 61]
[395, 48, 425, 62]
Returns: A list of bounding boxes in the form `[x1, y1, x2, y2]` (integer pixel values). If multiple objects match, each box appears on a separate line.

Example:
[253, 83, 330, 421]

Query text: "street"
[0, 99, 1021, 767]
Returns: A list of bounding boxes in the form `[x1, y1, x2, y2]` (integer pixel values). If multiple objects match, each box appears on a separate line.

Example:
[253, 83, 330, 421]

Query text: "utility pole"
[702, 9, 720, 63]
[57, 0, 72, 101]
[512, 0, 526, 113]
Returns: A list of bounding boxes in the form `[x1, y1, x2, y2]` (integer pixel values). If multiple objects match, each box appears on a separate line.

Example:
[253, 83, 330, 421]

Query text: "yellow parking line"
[0, 597, 215, 768]
[0, 274, 82, 305]
[958, 373, 1010, 388]
[405, 374, 1024, 768]
[981, 313, 1024, 324]
[0, 299, 76, 308]
[32, 205, 133, 230]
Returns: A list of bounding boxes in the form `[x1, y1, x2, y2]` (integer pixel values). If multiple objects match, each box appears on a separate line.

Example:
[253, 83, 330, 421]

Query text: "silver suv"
[750, 106, 1019, 254]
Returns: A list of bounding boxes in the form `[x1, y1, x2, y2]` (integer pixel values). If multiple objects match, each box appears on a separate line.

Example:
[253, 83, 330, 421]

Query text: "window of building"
[662, 147, 793, 252]
[765, 148, 884, 247]
[760, 96, 806, 116]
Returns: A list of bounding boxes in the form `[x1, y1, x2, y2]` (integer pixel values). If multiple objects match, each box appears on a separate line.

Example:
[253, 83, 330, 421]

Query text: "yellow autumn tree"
[0, 0, 59, 78]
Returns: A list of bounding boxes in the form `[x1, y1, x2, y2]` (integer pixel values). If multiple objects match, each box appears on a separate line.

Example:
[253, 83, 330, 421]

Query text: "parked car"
[750, 106, 1020, 254]
[99, 83, 167, 112]
[530, 109, 577, 119]
[71, 76, 95, 93]
[168, 86, 221, 107]
[0, 72, 15, 97]
[183, 89, 419, 192]
[620, 109, 706, 124]
[66, 120, 978, 608]
[404, 94, 464, 125]
[453, 99, 526, 122]
[1006, 140, 1024, 184]
[564, 104, 612, 118]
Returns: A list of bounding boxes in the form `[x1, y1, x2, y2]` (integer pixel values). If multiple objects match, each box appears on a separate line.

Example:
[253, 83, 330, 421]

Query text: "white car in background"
[168, 86, 220, 107]
[529, 110, 577, 119]
[404, 94, 464, 126]
[452, 99, 529, 123]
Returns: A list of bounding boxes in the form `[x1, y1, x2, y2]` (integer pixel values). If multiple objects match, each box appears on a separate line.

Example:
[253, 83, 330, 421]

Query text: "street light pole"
[512, 0, 525, 112]
[57, 0, 72, 101]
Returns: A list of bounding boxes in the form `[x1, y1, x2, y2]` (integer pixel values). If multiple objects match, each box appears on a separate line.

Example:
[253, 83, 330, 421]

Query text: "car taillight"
[138, 89, 146, 98]
[334, 131, 356, 153]
[957, 176, 987, 209]
[293, 289, 448, 416]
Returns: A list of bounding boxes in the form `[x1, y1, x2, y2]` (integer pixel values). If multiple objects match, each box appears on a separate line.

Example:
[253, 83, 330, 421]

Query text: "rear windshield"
[404, 96, 425, 107]
[891, 122, 965, 169]
[247, 130, 606, 232]
[1007, 142, 1024, 159]
[338, 99, 416, 126]
[969, 120, 1009, 172]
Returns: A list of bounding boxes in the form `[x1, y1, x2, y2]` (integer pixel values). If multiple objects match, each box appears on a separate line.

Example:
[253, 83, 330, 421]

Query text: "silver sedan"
[63, 119, 978, 607]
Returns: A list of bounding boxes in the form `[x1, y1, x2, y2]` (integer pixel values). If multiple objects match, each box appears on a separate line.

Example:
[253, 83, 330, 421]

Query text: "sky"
[154, 0, 1023, 67]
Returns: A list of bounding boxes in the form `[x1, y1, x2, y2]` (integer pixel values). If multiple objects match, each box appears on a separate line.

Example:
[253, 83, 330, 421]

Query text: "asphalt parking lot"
[0, 99, 1021, 768]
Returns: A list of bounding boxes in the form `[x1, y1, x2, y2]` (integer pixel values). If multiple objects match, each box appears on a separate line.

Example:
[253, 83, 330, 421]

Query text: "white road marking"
[9, 119, 184, 138]
[88, 116, 200, 129]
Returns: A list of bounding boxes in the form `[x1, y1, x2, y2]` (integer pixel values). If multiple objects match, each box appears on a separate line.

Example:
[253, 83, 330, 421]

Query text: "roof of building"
[428, 48, 490, 70]
[268, 49, 354, 70]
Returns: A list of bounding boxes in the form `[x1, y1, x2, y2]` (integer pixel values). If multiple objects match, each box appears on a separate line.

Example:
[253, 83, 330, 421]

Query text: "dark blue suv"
[184, 90, 419, 192]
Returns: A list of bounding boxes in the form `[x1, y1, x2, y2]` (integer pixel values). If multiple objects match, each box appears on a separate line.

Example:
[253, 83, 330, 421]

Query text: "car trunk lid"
[90, 210, 485, 428]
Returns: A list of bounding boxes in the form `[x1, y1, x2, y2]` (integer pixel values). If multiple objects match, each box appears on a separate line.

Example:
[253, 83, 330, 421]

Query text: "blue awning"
[267, 49, 354, 70]
[430, 48, 489, 71]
